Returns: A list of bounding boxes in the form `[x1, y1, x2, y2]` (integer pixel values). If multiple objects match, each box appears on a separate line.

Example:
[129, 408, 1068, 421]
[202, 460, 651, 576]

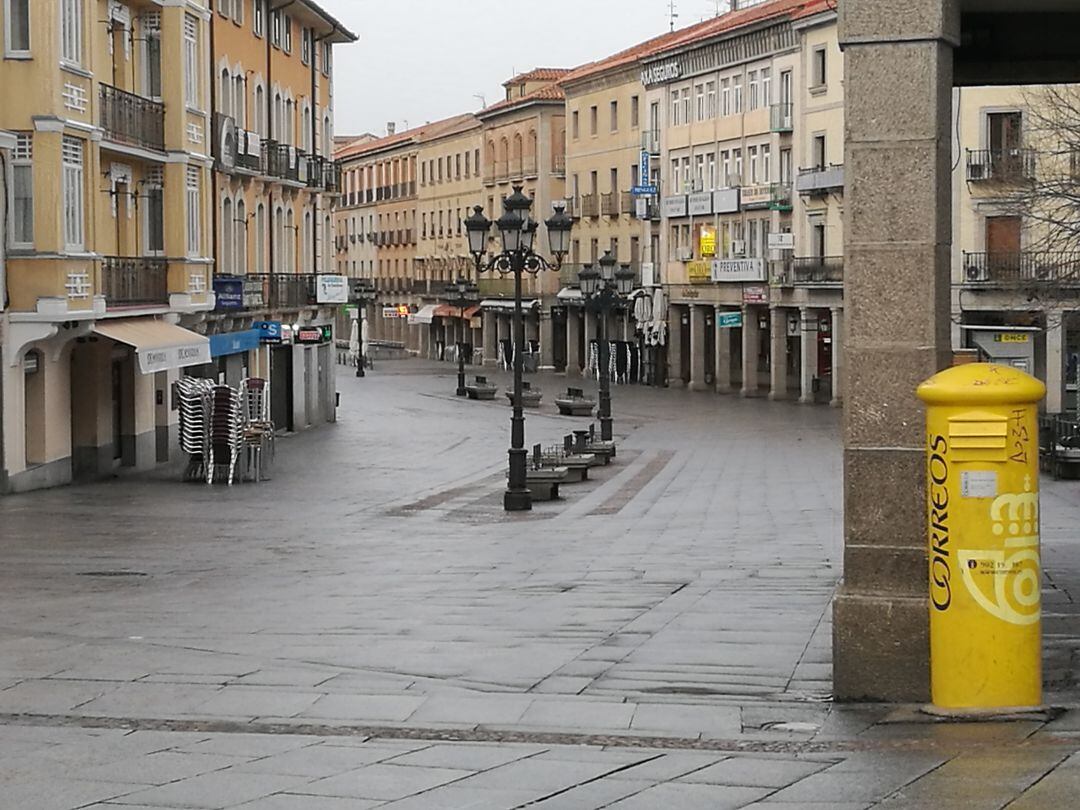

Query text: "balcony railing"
[100, 84, 165, 152]
[477, 277, 515, 297]
[600, 191, 618, 217]
[580, 193, 600, 218]
[962, 251, 1080, 285]
[552, 154, 566, 176]
[620, 191, 635, 216]
[966, 149, 1037, 183]
[642, 129, 661, 154]
[770, 102, 793, 133]
[789, 256, 844, 286]
[245, 274, 319, 309]
[100, 256, 169, 307]
[796, 165, 845, 196]
[771, 183, 793, 210]
[522, 156, 538, 177]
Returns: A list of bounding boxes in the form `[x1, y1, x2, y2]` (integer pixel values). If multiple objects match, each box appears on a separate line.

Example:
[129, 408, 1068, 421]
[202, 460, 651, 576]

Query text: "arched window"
[220, 68, 231, 117]
[322, 113, 331, 156]
[301, 106, 311, 152]
[234, 75, 245, 128]
[285, 207, 295, 273]
[222, 197, 234, 274]
[273, 92, 282, 139]
[254, 85, 265, 136]
[274, 205, 284, 271]
[235, 198, 247, 273]
[302, 209, 311, 271]
[255, 203, 265, 272]
[323, 215, 332, 272]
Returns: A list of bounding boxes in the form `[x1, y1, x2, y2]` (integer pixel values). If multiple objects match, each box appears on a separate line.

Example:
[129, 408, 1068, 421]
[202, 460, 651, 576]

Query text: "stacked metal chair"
[177, 377, 214, 482]
[240, 377, 275, 482]
[207, 385, 244, 486]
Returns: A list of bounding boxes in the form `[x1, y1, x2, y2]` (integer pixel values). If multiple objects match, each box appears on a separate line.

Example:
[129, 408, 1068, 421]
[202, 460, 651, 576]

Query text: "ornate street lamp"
[445, 277, 478, 397]
[466, 189, 574, 512]
[350, 278, 378, 378]
[579, 250, 637, 442]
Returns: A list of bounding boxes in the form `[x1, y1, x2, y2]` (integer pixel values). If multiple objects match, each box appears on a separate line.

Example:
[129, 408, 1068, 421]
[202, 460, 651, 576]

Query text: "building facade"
[1, 0, 216, 493]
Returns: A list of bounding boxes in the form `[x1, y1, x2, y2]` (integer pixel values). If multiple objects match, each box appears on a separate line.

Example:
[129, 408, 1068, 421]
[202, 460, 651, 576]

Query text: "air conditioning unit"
[676, 247, 694, 261]
[965, 262, 988, 282]
[731, 239, 746, 257]
[213, 114, 237, 169]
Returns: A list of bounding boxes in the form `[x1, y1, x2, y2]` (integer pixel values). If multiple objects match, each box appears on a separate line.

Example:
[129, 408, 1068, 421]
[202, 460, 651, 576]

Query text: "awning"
[409, 304, 439, 325]
[94, 318, 211, 374]
[433, 304, 482, 320]
[209, 329, 261, 358]
[556, 288, 583, 301]
[480, 299, 539, 312]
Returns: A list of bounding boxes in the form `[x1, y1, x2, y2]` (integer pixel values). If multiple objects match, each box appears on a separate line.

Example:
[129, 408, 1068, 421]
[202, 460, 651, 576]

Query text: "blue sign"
[209, 329, 262, 358]
[640, 150, 651, 185]
[631, 184, 659, 196]
[254, 320, 283, 344]
[717, 311, 743, 329]
[213, 277, 245, 310]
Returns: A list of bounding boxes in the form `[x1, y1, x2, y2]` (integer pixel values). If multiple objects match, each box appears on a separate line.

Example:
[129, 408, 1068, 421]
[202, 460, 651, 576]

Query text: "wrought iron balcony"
[245, 273, 319, 309]
[580, 193, 600, 218]
[100, 256, 169, 307]
[962, 251, 1080, 285]
[796, 165, 845, 196]
[99, 84, 165, 152]
[966, 149, 1037, 183]
[770, 102, 793, 133]
[552, 154, 566, 176]
[791, 256, 844, 286]
[600, 191, 618, 217]
[477, 277, 515, 297]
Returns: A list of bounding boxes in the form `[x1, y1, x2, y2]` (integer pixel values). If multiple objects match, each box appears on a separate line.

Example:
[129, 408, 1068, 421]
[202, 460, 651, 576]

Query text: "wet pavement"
[2, 359, 1080, 808]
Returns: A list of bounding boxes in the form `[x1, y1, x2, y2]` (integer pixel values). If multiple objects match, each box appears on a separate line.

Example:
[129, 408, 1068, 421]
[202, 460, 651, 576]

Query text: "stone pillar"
[1046, 310, 1066, 414]
[483, 310, 497, 366]
[831, 306, 844, 406]
[715, 307, 733, 393]
[688, 305, 708, 391]
[740, 305, 759, 397]
[667, 305, 684, 389]
[539, 308, 555, 371]
[799, 307, 819, 404]
[768, 307, 787, 401]
[834, 0, 958, 702]
[566, 309, 581, 376]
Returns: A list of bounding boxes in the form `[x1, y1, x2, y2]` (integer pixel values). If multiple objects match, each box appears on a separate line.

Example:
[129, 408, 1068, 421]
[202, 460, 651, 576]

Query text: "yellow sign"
[699, 226, 717, 258]
[917, 363, 1046, 713]
[995, 333, 1030, 344]
[687, 260, 711, 284]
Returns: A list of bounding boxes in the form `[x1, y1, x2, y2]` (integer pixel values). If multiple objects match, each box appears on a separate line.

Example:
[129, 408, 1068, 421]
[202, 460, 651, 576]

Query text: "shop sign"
[681, 288, 701, 299]
[382, 305, 410, 319]
[295, 324, 332, 345]
[699, 225, 717, 258]
[662, 195, 688, 218]
[213, 277, 245, 310]
[688, 191, 713, 216]
[717, 311, 743, 329]
[640, 150, 651, 183]
[713, 187, 740, 214]
[741, 184, 772, 209]
[712, 258, 766, 283]
[688, 260, 711, 284]
[631, 184, 659, 196]
[640, 262, 656, 287]
[641, 61, 682, 87]
[768, 232, 795, 251]
[316, 274, 349, 304]
[141, 343, 211, 375]
[995, 333, 1030, 343]
[743, 285, 769, 304]
[209, 329, 262, 358]
[255, 320, 283, 343]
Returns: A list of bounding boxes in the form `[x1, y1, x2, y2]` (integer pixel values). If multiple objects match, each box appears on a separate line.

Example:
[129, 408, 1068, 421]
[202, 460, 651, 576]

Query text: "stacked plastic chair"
[240, 378, 275, 482]
[177, 377, 214, 482]
[207, 385, 244, 486]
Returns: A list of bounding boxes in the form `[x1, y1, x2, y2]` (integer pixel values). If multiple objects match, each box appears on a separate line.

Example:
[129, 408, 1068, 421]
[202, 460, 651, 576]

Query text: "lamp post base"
[599, 416, 613, 443]
[504, 488, 533, 512]
[356, 356, 365, 378]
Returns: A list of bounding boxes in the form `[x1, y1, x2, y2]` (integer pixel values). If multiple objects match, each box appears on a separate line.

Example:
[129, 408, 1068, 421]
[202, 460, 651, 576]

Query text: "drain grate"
[77, 571, 149, 578]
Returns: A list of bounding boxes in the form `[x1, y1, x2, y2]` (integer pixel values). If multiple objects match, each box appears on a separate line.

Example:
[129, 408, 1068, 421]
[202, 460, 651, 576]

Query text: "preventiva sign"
[641, 61, 682, 86]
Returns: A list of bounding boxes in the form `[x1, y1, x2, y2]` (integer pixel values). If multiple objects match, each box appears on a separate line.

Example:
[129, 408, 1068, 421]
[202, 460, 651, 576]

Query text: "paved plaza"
[3, 360, 1080, 808]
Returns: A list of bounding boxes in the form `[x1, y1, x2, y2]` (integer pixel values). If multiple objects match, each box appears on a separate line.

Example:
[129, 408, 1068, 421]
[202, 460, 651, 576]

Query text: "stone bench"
[555, 387, 596, 417]
[571, 429, 616, 463]
[536, 444, 595, 483]
[525, 466, 569, 501]
[506, 381, 542, 408]
[465, 376, 498, 400]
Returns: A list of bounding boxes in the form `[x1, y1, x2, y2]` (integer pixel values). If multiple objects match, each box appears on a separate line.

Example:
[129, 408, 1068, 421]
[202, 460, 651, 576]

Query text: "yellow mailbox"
[916, 363, 1046, 713]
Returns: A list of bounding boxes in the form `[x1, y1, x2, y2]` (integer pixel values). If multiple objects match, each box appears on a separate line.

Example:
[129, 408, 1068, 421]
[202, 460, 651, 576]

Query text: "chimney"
[387, 122, 396, 136]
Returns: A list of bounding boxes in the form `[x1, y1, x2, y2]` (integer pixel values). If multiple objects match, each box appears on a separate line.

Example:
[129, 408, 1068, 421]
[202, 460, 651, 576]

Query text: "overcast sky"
[321, 0, 731, 137]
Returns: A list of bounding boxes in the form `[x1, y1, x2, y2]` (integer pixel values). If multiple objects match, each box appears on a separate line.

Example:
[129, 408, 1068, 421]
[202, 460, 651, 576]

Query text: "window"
[222, 198, 234, 274]
[780, 148, 792, 183]
[253, 0, 263, 36]
[610, 167, 618, 193]
[456, 154, 461, 179]
[762, 145, 771, 183]
[671, 159, 680, 193]
[630, 95, 640, 128]
[321, 42, 331, 76]
[146, 182, 164, 254]
[61, 136, 84, 250]
[680, 88, 690, 124]
[590, 105, 598, 136]
[706, 81, 717, 119]
[301, 27, 311, 64]
[271, 10, 281, 46]
[6, 0, 30, 53]
[695, 84, 705, 122]
[236, 200, 247, 272]
[812, 47, 827, 88]
[813, 134, 826, 170]
[61, 0, 82, 64]
[733, 76, 743, 113]
[474, 149, 480, 173]
[186, 165, 201, 256]
[749, 146, 758, 184]
[183, 14, 199, 107]
[681, 157, 690, 192]
[283, 15, 292, 53]
[421, 162, 427, 185]
[721, 79, 730, 116]
[143, 21, 161, 98]
[11, 133, 32, 247]
[721, 150, 730, 186]
[706, 153, 716, 190]
[610, 100, 618, 132]
[233, 0, 243, 24]
[694, 155, 704, 191]
[733, 148, 743, 184]
[761, 68, 772, 107]
[748, 220, 759, 258]
[464, 151, 471, 177]
[671, 91, 681, 127]
[748, 71, 758, 111]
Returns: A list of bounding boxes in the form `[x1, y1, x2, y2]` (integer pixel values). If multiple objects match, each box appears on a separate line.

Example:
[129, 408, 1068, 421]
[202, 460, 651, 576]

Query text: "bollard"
[917, 363, 1046, 713]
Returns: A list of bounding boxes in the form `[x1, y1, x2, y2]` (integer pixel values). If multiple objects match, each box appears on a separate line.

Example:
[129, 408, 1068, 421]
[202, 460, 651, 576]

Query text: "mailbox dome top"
[917, 362, 1046, 406]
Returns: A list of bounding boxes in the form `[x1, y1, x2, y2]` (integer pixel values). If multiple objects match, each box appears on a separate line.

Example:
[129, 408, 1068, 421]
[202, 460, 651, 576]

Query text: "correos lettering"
[928, 434, 951, 611]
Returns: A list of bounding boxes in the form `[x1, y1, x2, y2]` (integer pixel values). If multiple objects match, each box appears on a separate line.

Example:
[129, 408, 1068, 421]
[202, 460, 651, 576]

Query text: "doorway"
[270, 346, 294, 432]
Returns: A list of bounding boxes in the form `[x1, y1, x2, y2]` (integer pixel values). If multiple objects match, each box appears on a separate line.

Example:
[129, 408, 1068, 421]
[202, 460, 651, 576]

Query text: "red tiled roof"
[478, 84, 566, 118]
[334, 113, 479, 160]
[502, 68, 573, 86]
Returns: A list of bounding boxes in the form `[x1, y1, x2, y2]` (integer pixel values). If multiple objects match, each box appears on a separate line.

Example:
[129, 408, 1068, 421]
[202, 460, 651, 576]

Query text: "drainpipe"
[210, 14, 219, 282]
[312, 23, 339, 279]
[0, 149, 8, 492]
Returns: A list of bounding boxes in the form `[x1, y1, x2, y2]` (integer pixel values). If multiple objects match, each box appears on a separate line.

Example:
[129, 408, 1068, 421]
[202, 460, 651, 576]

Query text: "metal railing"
[580, 193, 600, 218]
[771, 182, 793, 210]
[100, 84, 165, 151]
[244, 273, 319, 309]
[477, 277, 515, 297]
[620, 191, 635, 215]
[770, 102, 793, 132]
[790, 256, 844, 286]
[795, 165, 845, 196]
[100, 256, 169, 307]
[962, 251, 1080, 285]
[600, 191, 618, 217]
[966, 149, 1037, 183]
[552, 154, 566, 176]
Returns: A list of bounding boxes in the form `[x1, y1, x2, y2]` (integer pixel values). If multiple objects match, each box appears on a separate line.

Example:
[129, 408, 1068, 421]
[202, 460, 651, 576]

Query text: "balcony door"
[986, 216, 1021, 275]
[142, 25, 162, 100]
[780, 71, 792, 106]
[988, 112, 1022, 154]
